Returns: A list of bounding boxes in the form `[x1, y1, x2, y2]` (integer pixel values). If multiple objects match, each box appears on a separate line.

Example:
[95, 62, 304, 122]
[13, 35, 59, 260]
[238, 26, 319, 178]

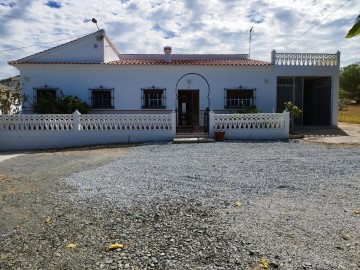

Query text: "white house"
[0, 29, 341, 150]
[8, 29, 340, 128]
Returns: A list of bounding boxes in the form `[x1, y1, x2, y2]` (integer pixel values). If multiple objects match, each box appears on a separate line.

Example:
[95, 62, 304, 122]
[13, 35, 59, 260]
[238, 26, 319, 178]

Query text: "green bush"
[235, 107, 261, 114]
[32, 92, 89, 114]
[339, 99, 351, 111]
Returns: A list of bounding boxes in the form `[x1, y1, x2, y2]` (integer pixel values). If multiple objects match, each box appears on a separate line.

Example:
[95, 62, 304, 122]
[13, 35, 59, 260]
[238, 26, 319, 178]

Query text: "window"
[277, 77, 294, 86]
[89, 87, 114, 109]
[224, 88, 255, 108]
[33, 86, 58, 103]
[141, 87, 166, 109]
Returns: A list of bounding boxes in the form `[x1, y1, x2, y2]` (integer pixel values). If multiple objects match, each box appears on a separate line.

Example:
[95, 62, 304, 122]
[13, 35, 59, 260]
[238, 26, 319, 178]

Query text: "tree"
[32, 91, 89, 114]
[0, 84, 26, 114]
[339, 63, 360, 103]
[346, 15, 360, 38]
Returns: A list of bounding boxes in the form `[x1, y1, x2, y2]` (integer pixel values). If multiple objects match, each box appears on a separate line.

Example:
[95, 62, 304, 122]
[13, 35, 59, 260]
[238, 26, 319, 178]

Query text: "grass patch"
[338, 104, 360, 124]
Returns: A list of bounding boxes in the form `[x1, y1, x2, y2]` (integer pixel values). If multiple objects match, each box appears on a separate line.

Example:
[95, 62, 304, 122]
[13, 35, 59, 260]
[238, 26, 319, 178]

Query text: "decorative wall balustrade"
[0, 114, 73, 131]
[79, 114, 173, 131]
[273, 51, 339, 67]
[0, 112, 175, 132]
[0, 110, 289, 150]
[212, 113, 285, 130]
[0, 111, 177, 150]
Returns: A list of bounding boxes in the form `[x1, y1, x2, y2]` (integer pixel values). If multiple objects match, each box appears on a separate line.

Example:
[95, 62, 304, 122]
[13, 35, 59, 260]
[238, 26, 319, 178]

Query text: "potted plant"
[214, 130, 225, 141]
[284, 101, 302, 130]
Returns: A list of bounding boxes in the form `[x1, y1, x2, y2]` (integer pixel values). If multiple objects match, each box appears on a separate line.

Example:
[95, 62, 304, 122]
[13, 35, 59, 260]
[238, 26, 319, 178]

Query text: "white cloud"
[0, 0, 359, 79]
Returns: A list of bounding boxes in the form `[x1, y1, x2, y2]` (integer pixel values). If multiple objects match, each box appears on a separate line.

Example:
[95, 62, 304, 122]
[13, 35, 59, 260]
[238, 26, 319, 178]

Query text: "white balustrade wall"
[0, 111, 290, 151]
[272, 51, 339, 67]
[78, 114, 173, 131]
[209, 111, 290, 140]
[0, 114, 73, 131]
[0, 111, 176, 151]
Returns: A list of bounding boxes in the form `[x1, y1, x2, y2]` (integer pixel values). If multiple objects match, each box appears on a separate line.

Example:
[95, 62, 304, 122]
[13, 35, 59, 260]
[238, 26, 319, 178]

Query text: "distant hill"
[0, 77, 12, 86]
[0, 76, 20, 89]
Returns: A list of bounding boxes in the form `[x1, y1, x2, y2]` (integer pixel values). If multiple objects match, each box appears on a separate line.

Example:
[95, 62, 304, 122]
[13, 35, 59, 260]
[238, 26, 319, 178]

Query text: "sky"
[0, 0, 359, 79]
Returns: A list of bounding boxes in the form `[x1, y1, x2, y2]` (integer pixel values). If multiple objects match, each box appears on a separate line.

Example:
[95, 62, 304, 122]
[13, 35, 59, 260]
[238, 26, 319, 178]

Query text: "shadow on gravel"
[293, 126, 349, 137]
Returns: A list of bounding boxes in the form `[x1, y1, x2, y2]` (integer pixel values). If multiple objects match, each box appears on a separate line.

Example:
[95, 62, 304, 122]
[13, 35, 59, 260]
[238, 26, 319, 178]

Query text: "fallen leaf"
[108, 243, 124, 250]
[66, 243, 76, 248]
[45, 217, 52, 224]
[261, 258, 269, 269]
[234, 201, 242, 207]
[353, 210, 360, 215]
[342, 233, 351, 240]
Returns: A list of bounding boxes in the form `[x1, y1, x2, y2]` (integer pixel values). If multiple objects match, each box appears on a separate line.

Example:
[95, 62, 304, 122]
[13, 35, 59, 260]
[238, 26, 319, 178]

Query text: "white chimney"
[164, 46, 172, 62]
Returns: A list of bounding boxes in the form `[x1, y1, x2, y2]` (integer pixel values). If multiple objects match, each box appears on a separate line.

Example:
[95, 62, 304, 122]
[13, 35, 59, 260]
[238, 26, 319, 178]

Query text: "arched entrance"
[175, 73, 210, 133]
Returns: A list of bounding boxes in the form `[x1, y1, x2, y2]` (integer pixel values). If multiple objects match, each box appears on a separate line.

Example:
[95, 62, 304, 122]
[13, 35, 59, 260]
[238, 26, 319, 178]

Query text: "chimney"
[164, 46, 172, 62]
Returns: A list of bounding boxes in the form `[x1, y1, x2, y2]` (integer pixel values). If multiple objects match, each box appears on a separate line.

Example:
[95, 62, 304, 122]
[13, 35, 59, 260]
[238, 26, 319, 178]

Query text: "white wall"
[273, 65, 340, 126]
[16, 61, 339, 127]
[18, 64, 275, 113]
[22, 33, 106, 63]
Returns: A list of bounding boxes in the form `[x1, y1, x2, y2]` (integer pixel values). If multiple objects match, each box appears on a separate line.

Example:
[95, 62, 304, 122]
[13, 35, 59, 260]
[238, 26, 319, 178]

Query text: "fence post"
[73, 110, 81, 131]
[209, 110, 215, 135]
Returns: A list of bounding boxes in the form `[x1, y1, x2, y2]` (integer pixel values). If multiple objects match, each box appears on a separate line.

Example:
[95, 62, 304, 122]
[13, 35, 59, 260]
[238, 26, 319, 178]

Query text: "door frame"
[177, 89, 200, 127]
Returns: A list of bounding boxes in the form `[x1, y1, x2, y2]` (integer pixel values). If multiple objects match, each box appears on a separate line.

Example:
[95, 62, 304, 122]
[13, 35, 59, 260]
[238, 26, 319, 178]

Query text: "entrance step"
[173, 134, 215, 144]
[173, 137, 215, 144]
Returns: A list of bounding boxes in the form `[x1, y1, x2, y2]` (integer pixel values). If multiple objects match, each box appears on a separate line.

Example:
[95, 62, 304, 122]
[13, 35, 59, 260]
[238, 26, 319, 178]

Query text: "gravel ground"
[0, 141, 359, 270]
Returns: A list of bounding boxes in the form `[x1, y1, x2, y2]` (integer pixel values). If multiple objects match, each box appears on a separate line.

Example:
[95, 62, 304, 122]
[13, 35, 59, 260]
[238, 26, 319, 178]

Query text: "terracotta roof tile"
[106, 59, 271, 66]
[8, 57, 271, 66]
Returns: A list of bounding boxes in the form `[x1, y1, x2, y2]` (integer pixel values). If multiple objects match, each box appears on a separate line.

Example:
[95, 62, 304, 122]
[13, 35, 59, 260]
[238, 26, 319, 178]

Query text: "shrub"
[32, 91, 89, 114]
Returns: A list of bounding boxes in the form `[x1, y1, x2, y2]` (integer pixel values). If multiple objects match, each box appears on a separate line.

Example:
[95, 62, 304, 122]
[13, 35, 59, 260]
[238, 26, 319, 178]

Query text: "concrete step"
[173, 137, 215, 144]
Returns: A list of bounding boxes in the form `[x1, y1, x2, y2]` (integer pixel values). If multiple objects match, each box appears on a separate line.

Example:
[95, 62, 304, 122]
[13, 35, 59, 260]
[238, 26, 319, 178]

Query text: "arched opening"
[175, 73, 211, 134]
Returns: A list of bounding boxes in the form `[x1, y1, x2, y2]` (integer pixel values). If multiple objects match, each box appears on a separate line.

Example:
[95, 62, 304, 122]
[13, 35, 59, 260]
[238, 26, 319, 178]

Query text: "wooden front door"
[177, 90, 200, 127]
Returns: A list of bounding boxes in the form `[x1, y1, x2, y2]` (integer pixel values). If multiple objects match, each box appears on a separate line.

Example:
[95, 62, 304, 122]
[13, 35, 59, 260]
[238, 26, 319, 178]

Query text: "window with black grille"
[89, 87, 114, 109]
[141, 87, 166, 109]
[33, 86, 58, 103]
[224, 88, 255, 108]
[277, 77, 294, 86]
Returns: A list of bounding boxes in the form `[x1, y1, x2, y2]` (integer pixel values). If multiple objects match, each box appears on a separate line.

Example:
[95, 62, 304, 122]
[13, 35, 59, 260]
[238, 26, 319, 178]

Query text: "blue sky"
[0, 0, 359, 79]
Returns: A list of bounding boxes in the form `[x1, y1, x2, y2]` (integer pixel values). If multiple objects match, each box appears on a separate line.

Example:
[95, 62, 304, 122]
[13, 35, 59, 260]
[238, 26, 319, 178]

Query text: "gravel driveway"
[0, 141, 359, 270]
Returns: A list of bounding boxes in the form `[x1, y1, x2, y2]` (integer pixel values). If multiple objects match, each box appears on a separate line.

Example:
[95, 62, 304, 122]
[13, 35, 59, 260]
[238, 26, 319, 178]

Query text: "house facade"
[8, 29, 340, 130]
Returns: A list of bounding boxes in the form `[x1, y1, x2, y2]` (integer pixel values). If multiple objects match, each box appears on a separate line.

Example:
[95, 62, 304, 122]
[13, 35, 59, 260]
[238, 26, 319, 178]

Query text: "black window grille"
[277, 77, 294, 86]
[224, 88, 256, 108]
[141, 87, 166, 109]
[33, 86, 59, 103]
[89, 87, 114, 109]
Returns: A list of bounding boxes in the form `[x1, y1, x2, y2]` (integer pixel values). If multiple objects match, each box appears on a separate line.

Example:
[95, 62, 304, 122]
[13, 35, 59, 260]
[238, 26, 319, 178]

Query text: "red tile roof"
[8, 58, 271, 66]
[106, 58, 271, 66]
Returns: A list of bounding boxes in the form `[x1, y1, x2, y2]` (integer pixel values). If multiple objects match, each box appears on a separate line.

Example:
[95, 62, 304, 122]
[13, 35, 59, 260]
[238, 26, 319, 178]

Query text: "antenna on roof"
[92, 18, 100, 30]
[249, 27, 254, 59]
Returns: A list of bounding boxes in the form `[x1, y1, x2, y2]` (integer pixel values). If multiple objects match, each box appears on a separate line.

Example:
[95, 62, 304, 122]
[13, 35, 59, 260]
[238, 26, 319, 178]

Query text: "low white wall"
[0, 111, 290, 151]
[0, 111, 176, 151]
[0, 130, 175, 151]
[209, 111, 290, 140]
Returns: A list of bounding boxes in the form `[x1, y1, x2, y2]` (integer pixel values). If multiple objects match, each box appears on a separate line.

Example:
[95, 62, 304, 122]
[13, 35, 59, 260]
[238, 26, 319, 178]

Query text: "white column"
[271, 50, 276, 65]
[73, 110, 81, 131]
